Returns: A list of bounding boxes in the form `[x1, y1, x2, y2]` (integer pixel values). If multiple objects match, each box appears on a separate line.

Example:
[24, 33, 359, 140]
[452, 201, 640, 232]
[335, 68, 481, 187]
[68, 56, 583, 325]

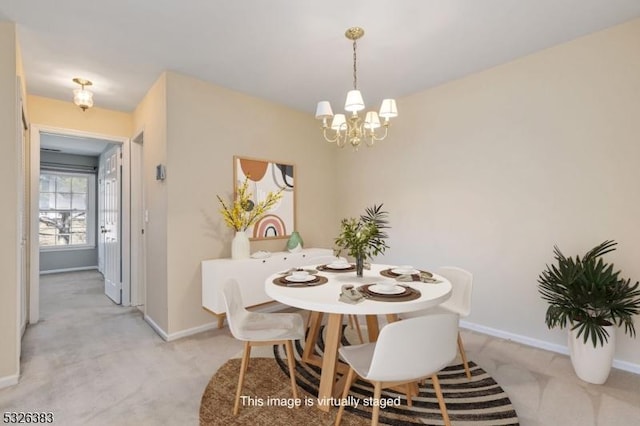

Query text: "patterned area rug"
[200, 326, 519, 425]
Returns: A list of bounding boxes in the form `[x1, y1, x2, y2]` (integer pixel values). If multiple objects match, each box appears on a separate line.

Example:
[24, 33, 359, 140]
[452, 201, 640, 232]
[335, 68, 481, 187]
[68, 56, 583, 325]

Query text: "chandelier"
[315, 27, 398, 150]
[72, 78, 94, 111]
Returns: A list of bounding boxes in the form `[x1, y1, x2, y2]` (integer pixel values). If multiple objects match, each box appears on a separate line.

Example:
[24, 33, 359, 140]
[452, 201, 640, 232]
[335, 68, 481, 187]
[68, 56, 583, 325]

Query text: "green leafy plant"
[538, 240, 640, 347]
[334, 204, 390, 261]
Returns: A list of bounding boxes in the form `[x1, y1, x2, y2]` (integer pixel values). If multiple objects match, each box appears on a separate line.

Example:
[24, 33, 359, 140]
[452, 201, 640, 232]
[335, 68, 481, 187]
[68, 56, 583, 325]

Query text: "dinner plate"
[326, 263, 352, 270]
[391, 267, 420, 275]
[368, 284, 405, 295]
[286, 274, 316, 283]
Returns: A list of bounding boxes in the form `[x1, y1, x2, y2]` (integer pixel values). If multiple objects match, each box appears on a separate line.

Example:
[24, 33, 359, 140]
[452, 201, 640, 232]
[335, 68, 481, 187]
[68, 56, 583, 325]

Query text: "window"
[39, 172, 95, 249]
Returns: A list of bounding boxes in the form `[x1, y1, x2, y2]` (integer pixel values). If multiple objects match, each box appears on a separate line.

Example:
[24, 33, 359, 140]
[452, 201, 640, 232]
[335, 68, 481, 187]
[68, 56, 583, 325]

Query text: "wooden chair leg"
[335, 367, 356, 426]
[458, 332, 471, 379]
[371, 381, 382, 426]
[233, 342, 252, 415]
[349, 315, 364, 344]
[284, 340, 299, 403]
[431, 374, 451, 426]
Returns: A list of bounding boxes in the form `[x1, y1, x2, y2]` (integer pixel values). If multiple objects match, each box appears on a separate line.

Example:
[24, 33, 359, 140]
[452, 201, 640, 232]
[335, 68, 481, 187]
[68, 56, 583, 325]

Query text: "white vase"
[568, 325, 615, 384]
[231, 231, 250, 260]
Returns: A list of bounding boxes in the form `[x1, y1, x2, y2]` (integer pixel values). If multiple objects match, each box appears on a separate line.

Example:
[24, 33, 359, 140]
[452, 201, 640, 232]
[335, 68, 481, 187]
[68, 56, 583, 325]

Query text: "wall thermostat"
[156, 164, 166, 181]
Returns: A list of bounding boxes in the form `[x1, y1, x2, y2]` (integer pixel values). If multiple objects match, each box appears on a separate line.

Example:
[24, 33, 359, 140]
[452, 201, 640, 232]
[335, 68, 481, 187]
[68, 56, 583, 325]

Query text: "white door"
[100, 145, 122, 304]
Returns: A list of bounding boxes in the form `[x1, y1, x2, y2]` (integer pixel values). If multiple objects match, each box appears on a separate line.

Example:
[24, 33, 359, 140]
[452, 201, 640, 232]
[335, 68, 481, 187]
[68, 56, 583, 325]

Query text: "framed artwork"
[233, 156, 295, 240]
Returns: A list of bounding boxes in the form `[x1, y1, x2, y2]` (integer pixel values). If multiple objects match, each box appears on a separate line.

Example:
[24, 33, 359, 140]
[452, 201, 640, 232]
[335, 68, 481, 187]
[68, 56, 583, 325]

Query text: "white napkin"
[339, 285, 365, 304]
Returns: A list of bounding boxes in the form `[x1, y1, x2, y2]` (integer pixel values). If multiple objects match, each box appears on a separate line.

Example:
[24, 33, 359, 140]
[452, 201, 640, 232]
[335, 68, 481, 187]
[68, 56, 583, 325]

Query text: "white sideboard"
[202, 247, 333, 327]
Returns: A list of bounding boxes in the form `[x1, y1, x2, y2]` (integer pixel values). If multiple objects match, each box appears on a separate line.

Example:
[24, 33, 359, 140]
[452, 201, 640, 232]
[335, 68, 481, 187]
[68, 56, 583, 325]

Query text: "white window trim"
[39, 172, 96, 250]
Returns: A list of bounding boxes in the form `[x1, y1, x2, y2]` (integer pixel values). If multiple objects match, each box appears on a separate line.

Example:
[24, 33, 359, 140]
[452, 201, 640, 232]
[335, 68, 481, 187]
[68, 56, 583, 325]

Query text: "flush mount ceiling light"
[315, 27, 398, 151]
[72, 77, 94, 111]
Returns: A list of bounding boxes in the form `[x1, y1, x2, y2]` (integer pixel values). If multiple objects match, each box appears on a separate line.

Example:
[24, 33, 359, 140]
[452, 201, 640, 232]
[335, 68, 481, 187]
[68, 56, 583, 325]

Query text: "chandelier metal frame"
[315, 27, 398, 150]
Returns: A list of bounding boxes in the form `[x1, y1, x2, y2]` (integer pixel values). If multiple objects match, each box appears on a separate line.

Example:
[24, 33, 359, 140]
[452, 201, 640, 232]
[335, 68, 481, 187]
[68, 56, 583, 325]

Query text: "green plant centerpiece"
[537, 240, 640, 383]
[334, 204, 390, 277]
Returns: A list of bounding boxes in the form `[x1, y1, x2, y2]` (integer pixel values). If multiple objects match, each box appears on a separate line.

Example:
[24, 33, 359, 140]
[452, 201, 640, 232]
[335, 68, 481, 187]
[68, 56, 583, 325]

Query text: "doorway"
[29, 125, 132, 323]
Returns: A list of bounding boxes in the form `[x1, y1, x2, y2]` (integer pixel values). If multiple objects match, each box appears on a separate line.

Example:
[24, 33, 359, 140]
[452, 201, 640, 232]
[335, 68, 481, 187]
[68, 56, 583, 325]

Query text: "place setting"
[315, 257, 357, 273]
[380, 264, 441, 283]
[272, 269, 328, 287]
[357, 279, 421, 302]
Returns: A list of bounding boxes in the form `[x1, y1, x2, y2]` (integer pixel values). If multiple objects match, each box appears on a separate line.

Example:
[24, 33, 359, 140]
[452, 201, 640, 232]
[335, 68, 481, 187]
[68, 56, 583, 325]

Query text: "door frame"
[130, 131, 146, 307]
[16, 76, 28, 376]
[29, 124, 131, 323]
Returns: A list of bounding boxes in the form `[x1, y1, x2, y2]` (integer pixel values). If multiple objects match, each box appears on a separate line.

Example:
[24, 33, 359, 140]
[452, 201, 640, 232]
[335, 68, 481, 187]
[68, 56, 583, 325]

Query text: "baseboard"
[460, 320, 640, 375]
[40, 266, 98, 275]
[165, 322, 218, 341]
[0, 374, 19, 389]
[612, 358, 640, 375]
[144, 314, 169, 341]
[143, 314, 218, 342]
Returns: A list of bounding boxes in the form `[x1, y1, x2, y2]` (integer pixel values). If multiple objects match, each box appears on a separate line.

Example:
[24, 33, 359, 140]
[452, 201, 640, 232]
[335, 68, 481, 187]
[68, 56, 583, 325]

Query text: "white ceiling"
[2, 1, 640, 114]
[40, 133, 113, 156]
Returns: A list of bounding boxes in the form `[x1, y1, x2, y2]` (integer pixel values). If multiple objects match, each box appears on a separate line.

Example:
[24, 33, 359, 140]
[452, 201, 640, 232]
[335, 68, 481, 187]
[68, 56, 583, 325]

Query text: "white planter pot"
[231, 231, 250, 260]
[568, 325, 615, 384]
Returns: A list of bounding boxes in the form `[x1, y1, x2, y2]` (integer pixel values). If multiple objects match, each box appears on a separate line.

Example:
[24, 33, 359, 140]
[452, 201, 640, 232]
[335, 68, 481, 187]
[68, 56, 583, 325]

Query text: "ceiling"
[2, 1, 640, 114]
[40, 133, 113, 156]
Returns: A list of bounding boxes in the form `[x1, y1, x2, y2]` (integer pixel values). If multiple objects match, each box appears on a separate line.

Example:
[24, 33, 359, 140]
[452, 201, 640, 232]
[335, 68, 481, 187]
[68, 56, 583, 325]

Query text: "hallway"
[0, 271, 241, 425]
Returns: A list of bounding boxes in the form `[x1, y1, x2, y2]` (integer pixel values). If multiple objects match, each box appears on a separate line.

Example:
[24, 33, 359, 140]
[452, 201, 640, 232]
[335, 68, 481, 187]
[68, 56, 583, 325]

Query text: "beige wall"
[0, 21, 19, 381]
[337, 18, 640, 365]
[163, 71, 337, 333]
[133, 73, 169, 332]
[10, 15, 638, 372]
[28, 95, 132, 137]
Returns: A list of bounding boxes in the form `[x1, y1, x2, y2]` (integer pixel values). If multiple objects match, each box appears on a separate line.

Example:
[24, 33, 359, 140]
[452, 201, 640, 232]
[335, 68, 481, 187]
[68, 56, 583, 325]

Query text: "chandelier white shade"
[315, 27, 398, 150]
[72, 78, 94, 111]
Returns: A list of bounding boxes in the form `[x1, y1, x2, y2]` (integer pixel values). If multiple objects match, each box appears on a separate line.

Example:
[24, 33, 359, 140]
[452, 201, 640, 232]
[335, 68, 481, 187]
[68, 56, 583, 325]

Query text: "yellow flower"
[217, 176, 284, 231]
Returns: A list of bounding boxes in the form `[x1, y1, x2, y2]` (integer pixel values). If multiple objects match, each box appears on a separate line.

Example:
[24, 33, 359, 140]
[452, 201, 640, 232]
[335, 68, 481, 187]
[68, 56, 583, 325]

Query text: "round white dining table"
[265, 263, 452, 411]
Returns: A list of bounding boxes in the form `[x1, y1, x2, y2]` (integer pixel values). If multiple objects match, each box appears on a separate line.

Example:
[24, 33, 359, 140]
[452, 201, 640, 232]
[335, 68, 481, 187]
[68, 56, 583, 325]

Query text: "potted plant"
[216, 176, 283, 259]
[334, 204, 390, 277]
[538, 240, 640, 383]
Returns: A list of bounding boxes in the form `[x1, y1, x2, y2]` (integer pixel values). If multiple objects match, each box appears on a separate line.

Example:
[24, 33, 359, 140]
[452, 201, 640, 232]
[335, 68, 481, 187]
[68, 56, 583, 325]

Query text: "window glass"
[39, 171, 94, 248]
[56, 176, 72, 193]
[56, 193, 71, 210]
[72, 177, 87, 193]
[72, 193, 87, 210]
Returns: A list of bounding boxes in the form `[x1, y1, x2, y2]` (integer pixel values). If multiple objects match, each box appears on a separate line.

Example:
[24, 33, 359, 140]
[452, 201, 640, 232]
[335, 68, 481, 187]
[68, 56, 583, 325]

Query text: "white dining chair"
[222, 279, 305, 415]
[401, 266, 474, 379]
[334, 313, 459, 426]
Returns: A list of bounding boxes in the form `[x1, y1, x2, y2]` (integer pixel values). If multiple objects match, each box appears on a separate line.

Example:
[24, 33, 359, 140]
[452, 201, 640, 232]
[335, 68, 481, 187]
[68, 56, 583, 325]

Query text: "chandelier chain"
[352, 39, 358, 90]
